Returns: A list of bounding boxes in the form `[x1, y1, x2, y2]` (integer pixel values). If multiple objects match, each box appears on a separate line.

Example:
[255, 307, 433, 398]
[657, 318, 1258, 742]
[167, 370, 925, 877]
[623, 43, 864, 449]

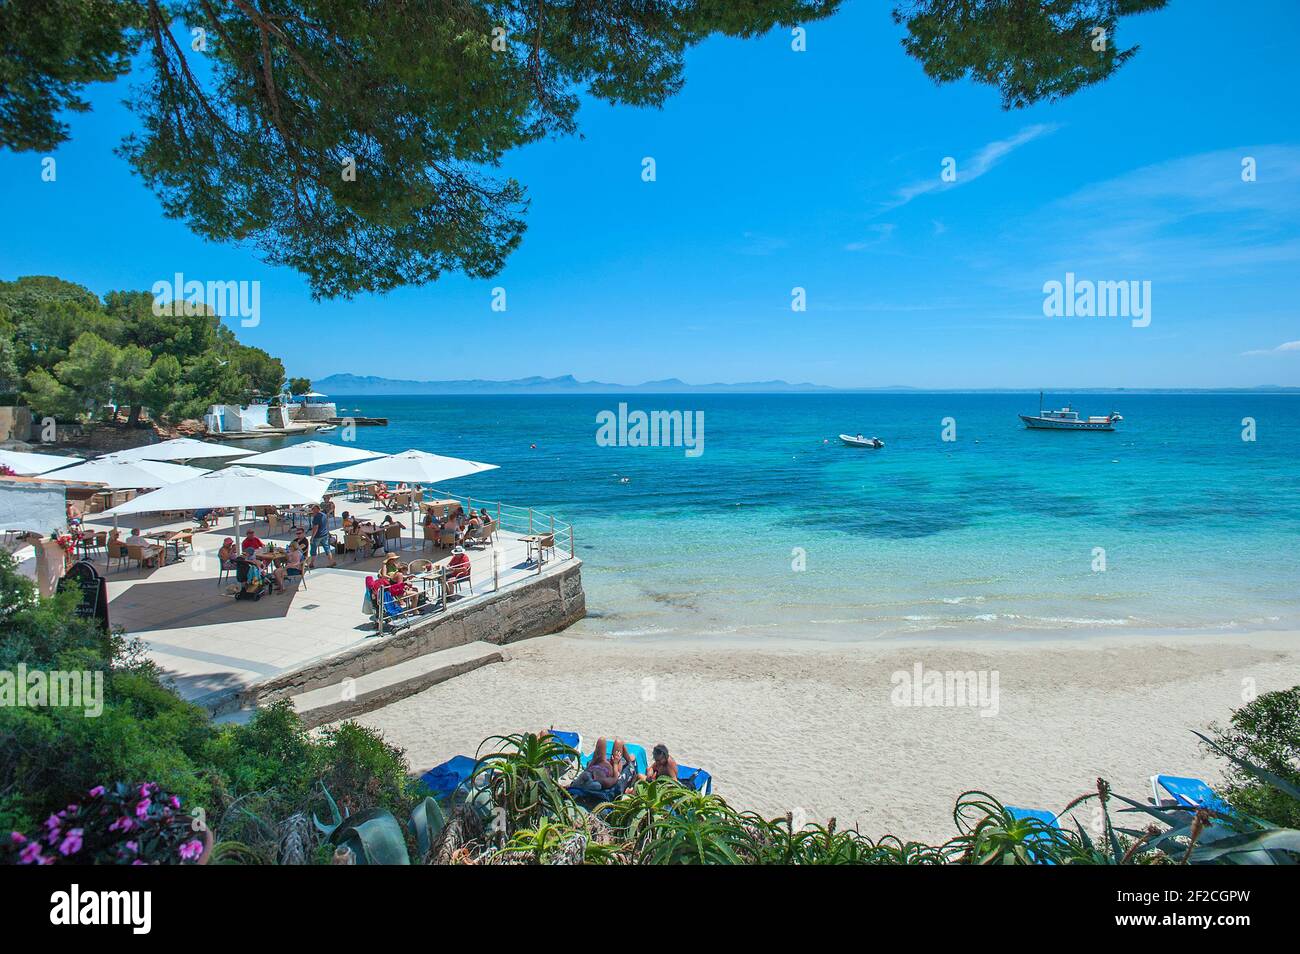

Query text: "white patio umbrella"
[104, 437, 252, 463]
[322, 449, 499, 547]
[43, 458, 210, 530]
[49, 457, 210, 488]
[0, 447, 84, 475]
[236, 440, 381, 475]
[103, 465, 332, 539]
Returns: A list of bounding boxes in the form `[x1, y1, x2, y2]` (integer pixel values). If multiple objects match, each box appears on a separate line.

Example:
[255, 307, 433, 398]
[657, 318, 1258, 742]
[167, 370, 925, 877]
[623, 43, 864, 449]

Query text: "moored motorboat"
[1020, 392, 1122, 431]
[840, 434, 884, 448]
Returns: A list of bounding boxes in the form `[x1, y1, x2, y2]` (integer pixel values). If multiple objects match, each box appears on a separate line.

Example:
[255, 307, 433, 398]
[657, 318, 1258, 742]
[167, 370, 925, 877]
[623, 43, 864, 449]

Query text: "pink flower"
[170, 796, 181, 809]
[108, 815, 134, 833]
[135, 797, 152, 819]
[58, 829, 83, 856]
[44, 814, 60, 831]
[178, 839, 204, 862]
[125, 841, 138, 853]
[88, 786, 105, 798]
[9, 832, 26, 844]
[18, 842, 43, 865]
[131, 859, 145, 866]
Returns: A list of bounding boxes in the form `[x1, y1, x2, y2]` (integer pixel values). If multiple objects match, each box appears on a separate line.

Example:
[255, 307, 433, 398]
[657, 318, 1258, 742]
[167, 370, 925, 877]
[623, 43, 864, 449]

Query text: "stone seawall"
[203, 559, 586, 717]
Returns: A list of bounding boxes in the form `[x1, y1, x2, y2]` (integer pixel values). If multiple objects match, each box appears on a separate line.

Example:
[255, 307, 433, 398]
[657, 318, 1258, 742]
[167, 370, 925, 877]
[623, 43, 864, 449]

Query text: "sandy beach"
[341, 627, 1300, 843]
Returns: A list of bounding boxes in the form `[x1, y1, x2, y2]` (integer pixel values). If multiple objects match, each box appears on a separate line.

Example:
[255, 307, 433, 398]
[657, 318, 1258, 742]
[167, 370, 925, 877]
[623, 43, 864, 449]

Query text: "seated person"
[422, 509, 438, 529]
[321, 497, 336, 520]
[241, 530, 264, 555]
[124, 528, 163, 567]
[372, 483, 390, 503]
[645, 744, 679, 783]
[218, 538, 238, 569]
[570, 738, 639, 796]
[379, 553, 401, 581]
[384, 571, 418, 609]
[446, 546, 471, 583]
[340, 511, 354, 532]
[478, 507, 491, 524]
[284, 540, 306, 580]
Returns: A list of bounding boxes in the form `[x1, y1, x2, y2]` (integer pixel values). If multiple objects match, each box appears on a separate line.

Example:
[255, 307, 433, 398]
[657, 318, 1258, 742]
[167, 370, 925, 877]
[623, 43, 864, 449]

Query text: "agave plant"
[470, 733, 581, 836]
[312, 784, 447, 864]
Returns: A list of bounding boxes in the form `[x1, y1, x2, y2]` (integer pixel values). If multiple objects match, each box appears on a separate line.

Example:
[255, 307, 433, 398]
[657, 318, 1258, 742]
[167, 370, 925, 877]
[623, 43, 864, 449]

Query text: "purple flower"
[108, 815, 134, 833]
[88, 785, 105, 798]
[9, 832, 26, 844]
[125, 841, 138, 853]
[135, 797, 152, 820]
[44, 814, 60, 831]
[178, 839, 204, 862]
[18, 842, 43, 865]
[170, 796, 181, 809]
[58, 829, 83, 856]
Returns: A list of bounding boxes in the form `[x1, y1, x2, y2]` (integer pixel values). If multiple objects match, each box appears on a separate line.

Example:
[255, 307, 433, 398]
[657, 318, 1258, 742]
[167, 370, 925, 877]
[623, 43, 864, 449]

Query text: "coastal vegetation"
[2, 548, 1296, 866]
[1, 1, 1166, 297]
[0, 276, 285, 426]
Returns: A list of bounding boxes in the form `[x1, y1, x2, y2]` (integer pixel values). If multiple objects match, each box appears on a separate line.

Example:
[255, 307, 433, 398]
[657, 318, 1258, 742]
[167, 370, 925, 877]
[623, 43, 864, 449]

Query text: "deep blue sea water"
[243, 393, 1300, 640]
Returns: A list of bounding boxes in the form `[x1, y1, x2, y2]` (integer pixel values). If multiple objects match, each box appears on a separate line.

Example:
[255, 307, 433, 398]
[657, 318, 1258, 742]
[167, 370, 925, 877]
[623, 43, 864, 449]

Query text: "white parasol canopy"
[322, 449, 498, 484]
[102, 466, 331, 517]
[0, 447, 84, 475]
[45, 457, 209, 489]
[104, 437, 252, 463]
[323, 449, 498, 548]
[236, 440, 380, 475]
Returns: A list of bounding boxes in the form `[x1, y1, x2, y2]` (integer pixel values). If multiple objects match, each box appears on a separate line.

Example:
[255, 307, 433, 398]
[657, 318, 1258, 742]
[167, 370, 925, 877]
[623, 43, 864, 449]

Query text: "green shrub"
[1204, 686, 1300, 828]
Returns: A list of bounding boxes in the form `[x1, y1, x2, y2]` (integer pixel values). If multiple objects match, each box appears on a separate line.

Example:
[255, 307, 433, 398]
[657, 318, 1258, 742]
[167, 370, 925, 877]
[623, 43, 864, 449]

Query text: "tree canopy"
[2, 1, 1165, 298]
[0, 275, 286, 424]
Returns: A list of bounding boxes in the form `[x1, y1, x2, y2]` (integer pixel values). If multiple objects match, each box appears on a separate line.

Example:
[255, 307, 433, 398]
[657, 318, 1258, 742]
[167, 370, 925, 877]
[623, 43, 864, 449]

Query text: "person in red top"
[446, 547, 471, 594]
[241, 530, 264, 555]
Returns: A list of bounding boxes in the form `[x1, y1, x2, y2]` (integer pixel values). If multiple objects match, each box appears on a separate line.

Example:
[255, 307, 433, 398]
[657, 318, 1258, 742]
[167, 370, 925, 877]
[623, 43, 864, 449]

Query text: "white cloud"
[883, 124, 1059, 210]
[1242, 340, 1300, 356]
[845, 223, 896, 251]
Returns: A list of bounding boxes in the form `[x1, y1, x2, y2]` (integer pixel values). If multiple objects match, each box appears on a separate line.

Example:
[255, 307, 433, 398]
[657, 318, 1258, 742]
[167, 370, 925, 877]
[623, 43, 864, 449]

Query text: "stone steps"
[213, 640, 505, 729]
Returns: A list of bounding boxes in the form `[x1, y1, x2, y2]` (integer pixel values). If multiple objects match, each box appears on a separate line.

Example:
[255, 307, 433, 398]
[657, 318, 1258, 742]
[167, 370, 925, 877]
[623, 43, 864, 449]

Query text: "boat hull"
[839, 435, 884, 448]
[1019, 415, 1115, 431]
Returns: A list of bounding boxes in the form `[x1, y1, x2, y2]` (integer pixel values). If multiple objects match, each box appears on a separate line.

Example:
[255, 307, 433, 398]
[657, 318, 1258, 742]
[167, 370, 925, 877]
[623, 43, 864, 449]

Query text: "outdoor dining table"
[420, 499, 461, 517]
[146, 530, 193, 565]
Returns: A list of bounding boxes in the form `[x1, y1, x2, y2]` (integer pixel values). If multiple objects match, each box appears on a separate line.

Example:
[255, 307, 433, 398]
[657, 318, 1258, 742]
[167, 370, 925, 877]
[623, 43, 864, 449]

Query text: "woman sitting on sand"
[645, 744, 678, 783]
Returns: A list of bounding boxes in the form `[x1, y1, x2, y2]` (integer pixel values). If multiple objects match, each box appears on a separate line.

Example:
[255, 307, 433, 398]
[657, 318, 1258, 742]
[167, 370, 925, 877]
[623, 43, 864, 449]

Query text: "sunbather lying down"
[569, 736, 639, 796]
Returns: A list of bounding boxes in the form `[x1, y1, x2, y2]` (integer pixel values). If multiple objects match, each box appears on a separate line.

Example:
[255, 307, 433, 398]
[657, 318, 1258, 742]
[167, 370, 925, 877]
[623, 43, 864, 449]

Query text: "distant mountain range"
[314, 373, 1300, 396]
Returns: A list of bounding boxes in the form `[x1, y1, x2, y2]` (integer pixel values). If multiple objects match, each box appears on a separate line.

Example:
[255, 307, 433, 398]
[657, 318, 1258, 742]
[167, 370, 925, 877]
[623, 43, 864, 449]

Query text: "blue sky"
[1, 0, 1297, 389]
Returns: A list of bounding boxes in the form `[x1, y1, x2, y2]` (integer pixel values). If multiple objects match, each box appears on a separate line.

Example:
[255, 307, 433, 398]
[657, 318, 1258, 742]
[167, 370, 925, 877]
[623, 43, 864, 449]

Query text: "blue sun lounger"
[1005, 805, 1062, 864]
[420, 755, 478, 799]
[677, 765, 713, 794]
[1150, 775, 1233, 815]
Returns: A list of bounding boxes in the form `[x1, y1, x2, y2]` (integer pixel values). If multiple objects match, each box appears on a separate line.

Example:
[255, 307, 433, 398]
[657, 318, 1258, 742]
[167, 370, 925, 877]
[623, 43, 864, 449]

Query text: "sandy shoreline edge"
[340, 627, 1299, 843]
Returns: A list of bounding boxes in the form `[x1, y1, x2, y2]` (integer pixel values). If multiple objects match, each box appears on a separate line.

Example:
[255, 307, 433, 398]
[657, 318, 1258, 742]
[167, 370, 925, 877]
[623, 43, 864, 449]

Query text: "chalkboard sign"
[58, 560, 110, 632]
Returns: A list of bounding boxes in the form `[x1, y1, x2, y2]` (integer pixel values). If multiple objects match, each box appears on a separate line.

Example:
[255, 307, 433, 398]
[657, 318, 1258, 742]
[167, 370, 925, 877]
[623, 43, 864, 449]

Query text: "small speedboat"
[840, 434, 884, 448]
[315, 424, 338, 432]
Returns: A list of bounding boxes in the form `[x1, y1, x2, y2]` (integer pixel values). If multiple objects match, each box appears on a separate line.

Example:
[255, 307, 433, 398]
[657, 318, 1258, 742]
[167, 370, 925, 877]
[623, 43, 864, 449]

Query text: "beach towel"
[420, 755, 478, 799]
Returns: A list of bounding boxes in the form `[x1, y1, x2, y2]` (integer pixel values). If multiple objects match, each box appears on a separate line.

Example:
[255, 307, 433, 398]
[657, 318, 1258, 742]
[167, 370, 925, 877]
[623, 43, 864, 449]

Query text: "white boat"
[314, 424, 337, 432]
[840, 434, 884, 448]
[1020, 392, 1122, 431]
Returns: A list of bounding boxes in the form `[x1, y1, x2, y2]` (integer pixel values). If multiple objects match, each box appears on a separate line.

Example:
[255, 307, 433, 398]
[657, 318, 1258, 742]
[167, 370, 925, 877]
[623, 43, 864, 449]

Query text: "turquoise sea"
[247, 393, 1300, 640]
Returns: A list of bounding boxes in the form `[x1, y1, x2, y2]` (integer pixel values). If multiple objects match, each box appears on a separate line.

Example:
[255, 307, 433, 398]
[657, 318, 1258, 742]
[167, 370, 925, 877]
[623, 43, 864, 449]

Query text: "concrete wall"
[0, 406, 32, 442]
[208, 559, 586, 715]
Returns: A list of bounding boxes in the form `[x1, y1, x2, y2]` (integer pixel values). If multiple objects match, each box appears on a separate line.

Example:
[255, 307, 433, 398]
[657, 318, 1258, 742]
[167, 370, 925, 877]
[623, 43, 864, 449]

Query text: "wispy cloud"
[735, 231, 789, 256]
[883, 124, 1059, 210]
[1242, 340, 1300, 356]
[844, 223, 896, 251]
